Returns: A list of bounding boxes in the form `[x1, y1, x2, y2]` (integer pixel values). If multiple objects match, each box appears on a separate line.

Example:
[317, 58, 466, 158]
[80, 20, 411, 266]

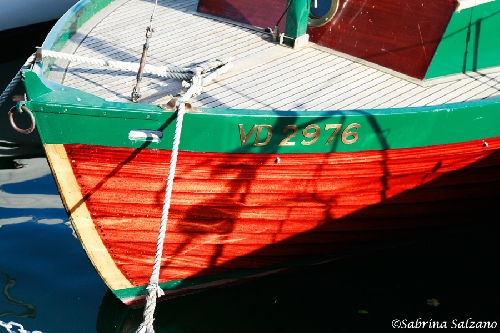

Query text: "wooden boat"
[10, 0, 500, 306]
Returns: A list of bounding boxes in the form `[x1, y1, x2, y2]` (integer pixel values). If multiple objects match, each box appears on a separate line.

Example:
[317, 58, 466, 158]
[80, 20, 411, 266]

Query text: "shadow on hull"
[90, 138, 500, 333]
[96, 222, 500, 333]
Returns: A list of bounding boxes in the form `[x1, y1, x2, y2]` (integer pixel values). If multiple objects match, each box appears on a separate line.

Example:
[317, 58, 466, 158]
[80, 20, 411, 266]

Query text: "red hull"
[65, 137, 500, 288]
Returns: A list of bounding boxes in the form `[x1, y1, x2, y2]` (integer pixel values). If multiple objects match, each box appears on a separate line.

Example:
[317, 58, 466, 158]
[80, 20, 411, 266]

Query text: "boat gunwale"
[29, 0, 500, 115]
[21, 0, 500, 154]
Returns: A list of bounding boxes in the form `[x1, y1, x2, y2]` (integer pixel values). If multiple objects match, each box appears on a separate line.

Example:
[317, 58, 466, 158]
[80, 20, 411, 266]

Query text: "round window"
[308, 0, 339, 27]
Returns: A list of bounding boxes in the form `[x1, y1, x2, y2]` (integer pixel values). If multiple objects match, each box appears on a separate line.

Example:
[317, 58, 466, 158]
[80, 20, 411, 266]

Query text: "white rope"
[1, 49, 231, 111]
[40, 50, 235, 84]
[135, 60, 230, 332]
[2, 52, 230, 333]
[0, 54, 36, 109]
[135, 60, 225, 332]
[41, 49, 193, 80]
[135, 69, 203, 333]
[201, 62, 233, 86]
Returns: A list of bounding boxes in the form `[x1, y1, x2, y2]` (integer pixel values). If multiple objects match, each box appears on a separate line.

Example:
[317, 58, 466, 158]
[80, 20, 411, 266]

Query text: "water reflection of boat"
[0, 156, 68, 229]
[0, 157, 63, 208]
[11, 0, 500, 306]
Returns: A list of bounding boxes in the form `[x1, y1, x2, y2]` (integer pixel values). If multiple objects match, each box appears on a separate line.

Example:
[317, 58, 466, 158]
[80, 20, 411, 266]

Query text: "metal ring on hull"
[308, 0, 339, 27]
[9, 105, 36, 134]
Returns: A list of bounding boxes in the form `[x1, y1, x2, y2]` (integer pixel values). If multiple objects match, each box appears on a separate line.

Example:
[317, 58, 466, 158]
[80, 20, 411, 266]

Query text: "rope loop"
[8, 105, 36, 134]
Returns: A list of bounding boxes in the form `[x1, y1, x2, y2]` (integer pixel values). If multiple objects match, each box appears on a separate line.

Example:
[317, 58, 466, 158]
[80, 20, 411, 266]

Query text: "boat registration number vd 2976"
[238, 123, 361, 147]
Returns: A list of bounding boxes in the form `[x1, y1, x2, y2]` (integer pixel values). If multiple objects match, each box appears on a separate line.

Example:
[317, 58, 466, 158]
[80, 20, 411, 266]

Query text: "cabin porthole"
[308, 0, 339, 27]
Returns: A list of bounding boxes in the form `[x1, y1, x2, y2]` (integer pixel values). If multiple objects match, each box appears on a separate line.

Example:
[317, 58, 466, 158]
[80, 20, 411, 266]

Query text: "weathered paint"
[22, 0, 500, 306]
[426, 0, 500, 79]
[307, 0, 457, 79]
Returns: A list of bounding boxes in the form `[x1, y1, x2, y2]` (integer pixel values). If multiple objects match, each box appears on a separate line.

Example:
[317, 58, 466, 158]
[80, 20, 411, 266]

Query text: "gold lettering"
[278, 125, 298, 146]
[238, 124, 257, 145]
[324, 124, 342, 145]
[342, 123, 360, 144]
[301, 124, 320, 145]
[254, 125, 273, 146]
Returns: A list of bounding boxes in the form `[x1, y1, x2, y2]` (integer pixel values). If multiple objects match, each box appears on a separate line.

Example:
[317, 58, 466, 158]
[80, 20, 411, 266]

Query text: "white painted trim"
[456, 0, 495, 12]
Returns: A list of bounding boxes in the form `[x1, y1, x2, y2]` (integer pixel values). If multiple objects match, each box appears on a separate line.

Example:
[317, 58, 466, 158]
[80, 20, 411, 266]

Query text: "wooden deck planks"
[59, 0, 500, 111]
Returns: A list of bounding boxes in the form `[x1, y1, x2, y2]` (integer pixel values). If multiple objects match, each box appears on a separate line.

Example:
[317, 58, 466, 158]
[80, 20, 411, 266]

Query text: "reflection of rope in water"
[0, 268, 35, 319]
[0, 320, 42, 333]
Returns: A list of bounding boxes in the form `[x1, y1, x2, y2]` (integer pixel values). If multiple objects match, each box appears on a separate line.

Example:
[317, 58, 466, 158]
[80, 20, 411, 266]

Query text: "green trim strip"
[22, 70, 500, 154]
[113, 250, 346, 300]
[43, 0, 115, 51]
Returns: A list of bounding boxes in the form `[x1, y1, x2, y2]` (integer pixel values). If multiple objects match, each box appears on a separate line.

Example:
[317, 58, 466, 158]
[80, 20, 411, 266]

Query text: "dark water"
[1, 24, 499, 333]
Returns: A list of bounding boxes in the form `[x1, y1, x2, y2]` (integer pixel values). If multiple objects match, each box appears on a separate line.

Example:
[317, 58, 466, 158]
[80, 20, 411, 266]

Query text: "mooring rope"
[0, 54, 36, 109]
[2, 48, 231, 333]
[135, 69, 203, 333]
[135, 59, 230, 332]
[40, 49, 193, 80]
[2, 48, 231, 108]
[3, 48, 231, 139]
[39, 49, 233, 84]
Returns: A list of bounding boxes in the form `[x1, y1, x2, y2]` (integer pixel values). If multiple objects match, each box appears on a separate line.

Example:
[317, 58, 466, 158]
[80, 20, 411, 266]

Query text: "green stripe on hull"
[23, 70, 500, 154]
[113, 251, 345, 301]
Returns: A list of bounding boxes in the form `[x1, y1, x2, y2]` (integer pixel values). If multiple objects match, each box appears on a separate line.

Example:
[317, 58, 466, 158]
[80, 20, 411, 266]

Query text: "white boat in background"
[0, 0, 77, 32]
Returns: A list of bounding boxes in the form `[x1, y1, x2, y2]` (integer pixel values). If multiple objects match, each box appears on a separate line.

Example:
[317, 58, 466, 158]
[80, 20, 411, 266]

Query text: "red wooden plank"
[307, 0, 457, 79]
[65, 137, 500, 287]
[197, 0, 287, 30]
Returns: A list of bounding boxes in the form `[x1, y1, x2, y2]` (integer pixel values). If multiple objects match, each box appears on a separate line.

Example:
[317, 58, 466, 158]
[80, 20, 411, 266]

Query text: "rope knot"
[146, 283, 165, 297]
[190, 75, 203, 97]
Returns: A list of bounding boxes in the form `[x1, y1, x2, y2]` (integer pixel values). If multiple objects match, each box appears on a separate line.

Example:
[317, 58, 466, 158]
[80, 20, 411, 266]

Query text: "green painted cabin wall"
[426, 1, 500, 79]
